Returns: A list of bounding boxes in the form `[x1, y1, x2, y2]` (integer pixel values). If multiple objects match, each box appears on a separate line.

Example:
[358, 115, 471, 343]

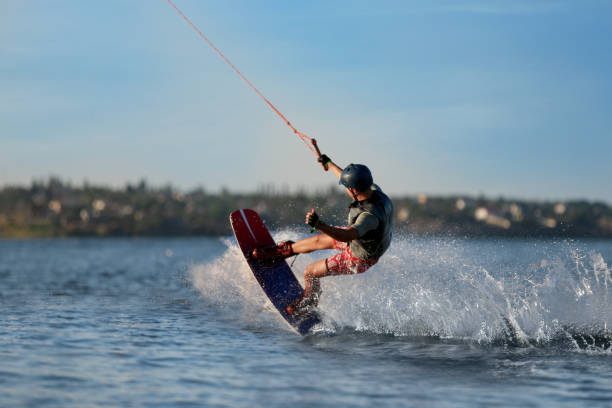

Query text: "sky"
[1, 0, 611, 202]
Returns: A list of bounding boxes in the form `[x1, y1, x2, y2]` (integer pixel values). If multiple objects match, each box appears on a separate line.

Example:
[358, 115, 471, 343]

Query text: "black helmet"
[339, 164, 373, 192]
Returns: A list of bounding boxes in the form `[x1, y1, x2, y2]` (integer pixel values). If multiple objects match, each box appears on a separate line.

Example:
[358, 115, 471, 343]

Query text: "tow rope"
[166, 0, 321, 158]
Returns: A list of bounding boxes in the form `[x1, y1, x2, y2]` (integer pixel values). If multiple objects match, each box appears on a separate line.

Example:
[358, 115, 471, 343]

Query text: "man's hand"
[306, 208, 359, 241]
[317, 154, 331, 171]
[305, 209, 320, 232]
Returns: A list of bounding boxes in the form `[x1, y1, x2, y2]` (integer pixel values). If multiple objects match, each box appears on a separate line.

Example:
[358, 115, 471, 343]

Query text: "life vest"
[347, 186, 394, 260]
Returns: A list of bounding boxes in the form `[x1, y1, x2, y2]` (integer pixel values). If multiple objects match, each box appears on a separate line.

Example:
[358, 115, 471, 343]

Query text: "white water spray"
[190, 233, 611, 348]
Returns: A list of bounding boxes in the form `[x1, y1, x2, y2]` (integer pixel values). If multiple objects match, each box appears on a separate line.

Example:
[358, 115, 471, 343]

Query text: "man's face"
[345, 187, 358, 199]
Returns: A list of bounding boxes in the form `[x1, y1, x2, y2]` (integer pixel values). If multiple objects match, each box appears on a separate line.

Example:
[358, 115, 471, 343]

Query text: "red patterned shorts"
[326, 241, 378, 276]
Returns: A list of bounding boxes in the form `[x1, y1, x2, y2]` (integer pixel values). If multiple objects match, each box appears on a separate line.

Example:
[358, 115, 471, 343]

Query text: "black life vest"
[347, 186, 394, 260]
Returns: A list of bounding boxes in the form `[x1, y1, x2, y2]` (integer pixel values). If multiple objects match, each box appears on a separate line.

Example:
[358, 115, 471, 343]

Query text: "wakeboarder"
[252, 153, 394, 316]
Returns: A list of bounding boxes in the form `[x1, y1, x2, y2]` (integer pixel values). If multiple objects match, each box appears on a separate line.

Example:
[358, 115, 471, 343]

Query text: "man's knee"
[304, 259, 328, 280]
[304, 263, 316, 280]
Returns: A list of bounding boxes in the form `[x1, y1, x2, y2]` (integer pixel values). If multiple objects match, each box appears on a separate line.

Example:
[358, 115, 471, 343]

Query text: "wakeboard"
[230, 209, 321, 335]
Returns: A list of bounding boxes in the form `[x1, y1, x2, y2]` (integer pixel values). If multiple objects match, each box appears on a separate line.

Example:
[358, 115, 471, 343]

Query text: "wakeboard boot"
[250, 240, 295, 264]
[285, 291, 320, 318]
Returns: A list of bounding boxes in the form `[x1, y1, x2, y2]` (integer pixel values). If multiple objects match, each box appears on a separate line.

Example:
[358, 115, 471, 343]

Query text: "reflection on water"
[1, 237, 611, 407]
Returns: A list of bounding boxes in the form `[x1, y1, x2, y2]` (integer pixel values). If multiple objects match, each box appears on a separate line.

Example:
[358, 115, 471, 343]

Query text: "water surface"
[1, 236, 611, 407]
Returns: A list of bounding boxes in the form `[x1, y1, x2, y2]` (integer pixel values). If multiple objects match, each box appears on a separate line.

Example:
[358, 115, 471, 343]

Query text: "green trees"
[0, 179, 610, 238]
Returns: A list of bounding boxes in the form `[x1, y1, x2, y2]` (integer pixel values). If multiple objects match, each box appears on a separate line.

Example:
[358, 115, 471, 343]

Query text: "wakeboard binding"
[250, 240, 295, 265]
[286, 294, 319, 317]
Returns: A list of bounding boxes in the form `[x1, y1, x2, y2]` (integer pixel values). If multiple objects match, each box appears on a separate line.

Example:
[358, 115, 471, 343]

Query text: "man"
[252, 153, 394, 316]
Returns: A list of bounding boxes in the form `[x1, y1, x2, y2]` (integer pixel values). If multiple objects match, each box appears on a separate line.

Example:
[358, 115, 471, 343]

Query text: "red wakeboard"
[229, 209, 321, 335]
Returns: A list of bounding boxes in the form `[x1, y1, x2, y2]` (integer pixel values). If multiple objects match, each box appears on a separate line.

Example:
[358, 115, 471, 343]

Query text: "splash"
[189, 231, 308, 332]
[190, 233, 612, 350]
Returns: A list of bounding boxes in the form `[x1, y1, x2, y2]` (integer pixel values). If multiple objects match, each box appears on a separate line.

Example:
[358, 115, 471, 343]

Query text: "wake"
[189, 232, 612, 352]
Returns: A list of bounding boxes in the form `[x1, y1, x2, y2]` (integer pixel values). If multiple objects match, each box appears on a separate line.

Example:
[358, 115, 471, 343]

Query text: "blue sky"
[2, 0, 611, 202]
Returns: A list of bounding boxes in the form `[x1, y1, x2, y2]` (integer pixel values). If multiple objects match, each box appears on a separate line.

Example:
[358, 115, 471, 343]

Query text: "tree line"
[0, 178, 610, 238]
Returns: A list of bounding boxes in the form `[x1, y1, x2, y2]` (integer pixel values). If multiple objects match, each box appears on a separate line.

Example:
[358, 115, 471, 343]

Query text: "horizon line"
[1, 176, 609, 206]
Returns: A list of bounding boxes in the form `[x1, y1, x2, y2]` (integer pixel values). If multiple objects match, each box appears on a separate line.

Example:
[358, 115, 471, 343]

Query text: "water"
[1, 235, 611, 407]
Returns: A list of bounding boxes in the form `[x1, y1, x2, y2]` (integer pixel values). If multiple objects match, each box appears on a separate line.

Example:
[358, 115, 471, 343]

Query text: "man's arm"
[316, 222, 359, 243]
[318, 154, 343, 180]
[306, 209, 358, 242]
[326, 160, 343, 180]
[306, 209, 380, 243]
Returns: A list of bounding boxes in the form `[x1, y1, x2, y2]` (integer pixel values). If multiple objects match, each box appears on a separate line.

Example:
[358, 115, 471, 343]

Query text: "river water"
[1, 234, 611, 407]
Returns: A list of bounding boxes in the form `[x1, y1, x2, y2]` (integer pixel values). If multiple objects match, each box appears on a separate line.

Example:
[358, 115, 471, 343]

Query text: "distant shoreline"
[1, 179, 611, 239]
[2, 234, 612, 242]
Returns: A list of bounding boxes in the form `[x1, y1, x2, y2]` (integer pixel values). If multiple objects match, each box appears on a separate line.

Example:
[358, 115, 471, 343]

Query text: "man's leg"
[285, 235, 335, 316]
[302, 258, 329, 299]
[291, 233, 335, 254]
[252, 234, 335, 262]
[286, 258, 330, 315]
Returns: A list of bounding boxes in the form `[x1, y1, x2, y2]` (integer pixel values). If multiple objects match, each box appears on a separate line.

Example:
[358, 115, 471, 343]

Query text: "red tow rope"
[166, 0, 318, 156]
